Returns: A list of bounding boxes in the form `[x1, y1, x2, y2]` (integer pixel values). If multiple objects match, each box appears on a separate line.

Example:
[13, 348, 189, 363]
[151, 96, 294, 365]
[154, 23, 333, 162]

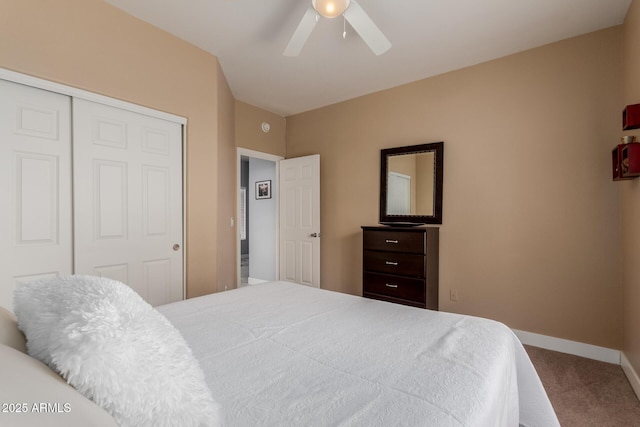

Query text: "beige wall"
[622, 0, 640, 384]
[416, 153, 435, 215]
[235, 101, 286, 156]
[216, 62, 237, 292]
[287, 27, 623, 349]
[0, 0, 226, 298]
[1, 0, 631, 354]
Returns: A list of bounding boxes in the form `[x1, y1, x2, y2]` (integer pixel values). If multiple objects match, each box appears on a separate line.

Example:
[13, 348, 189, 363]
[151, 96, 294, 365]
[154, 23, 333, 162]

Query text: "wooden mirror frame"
[379, 142, 444, 225]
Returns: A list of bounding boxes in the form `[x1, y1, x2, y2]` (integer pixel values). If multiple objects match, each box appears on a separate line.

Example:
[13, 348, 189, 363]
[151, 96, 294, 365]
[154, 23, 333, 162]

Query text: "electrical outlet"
[450, 289, 459, 302]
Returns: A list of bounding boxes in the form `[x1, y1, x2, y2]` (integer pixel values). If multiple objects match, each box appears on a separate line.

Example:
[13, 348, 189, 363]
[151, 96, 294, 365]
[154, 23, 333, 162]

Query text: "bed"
[1, 276, 559, 427]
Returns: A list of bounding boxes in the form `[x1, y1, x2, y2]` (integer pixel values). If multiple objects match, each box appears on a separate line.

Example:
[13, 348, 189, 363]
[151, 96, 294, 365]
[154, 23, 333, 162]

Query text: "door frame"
[236, 148, 284, 287]
[0, 68, 188, 299]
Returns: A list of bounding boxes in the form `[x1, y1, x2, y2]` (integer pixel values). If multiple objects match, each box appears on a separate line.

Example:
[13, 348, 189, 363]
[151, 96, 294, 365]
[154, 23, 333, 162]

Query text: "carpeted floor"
[525, 345, 640, 427]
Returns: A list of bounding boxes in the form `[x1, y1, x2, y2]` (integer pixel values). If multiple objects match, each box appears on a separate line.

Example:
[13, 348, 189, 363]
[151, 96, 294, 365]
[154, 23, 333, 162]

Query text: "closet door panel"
[0, 80, 72, 310]
[72, 99, 183, 306]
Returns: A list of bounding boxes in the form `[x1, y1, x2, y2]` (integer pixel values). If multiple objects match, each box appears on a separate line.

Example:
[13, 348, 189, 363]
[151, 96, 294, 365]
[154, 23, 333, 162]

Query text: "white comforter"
[157, 281, 559, 427]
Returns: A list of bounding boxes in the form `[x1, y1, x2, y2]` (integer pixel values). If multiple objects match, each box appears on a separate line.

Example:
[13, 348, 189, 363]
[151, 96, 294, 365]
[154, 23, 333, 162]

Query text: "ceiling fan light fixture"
[312, 0, 351, 19]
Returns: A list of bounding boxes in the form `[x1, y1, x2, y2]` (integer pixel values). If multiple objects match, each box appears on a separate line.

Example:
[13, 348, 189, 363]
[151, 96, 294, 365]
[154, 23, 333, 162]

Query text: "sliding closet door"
[72, 99, 183, 306]
[0, 80, 72, 309]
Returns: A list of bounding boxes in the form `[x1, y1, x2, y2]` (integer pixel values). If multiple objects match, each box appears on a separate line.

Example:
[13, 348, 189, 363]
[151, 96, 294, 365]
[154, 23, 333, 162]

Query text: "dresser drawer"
[361, 226, 439, 310]
[363, 230, 425, 254]
[363, 250, 425, 278]
[363, 272, 425, 303]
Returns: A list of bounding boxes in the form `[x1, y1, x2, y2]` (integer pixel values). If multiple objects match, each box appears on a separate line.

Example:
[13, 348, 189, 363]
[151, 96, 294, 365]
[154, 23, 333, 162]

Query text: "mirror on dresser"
[379, 142, 444, 225]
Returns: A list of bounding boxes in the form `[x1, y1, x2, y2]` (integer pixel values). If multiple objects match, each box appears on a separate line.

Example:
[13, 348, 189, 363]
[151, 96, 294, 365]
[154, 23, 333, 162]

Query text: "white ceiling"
[104, 0, 631, 117]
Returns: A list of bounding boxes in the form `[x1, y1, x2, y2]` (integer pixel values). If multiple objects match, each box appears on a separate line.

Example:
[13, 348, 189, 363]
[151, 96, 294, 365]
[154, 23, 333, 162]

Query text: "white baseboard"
[512, 329, 621, 365]
[515, 329, 640, 401]
[621, 352, 640, 400]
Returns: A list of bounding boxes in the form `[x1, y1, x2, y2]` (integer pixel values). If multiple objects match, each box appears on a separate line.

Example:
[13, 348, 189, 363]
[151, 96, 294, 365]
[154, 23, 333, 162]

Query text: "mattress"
[157, 281, 559, 427]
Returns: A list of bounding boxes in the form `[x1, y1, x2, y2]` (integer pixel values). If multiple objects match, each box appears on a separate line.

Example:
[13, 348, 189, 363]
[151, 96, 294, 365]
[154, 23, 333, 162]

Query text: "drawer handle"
[385, 283, 398, 288]
[385, 239, 399, 244]
[385, 261, 398, 266]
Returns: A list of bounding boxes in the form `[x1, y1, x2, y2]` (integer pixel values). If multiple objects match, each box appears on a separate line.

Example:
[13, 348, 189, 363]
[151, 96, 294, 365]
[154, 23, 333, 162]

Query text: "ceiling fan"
[283, 0, 391, 57]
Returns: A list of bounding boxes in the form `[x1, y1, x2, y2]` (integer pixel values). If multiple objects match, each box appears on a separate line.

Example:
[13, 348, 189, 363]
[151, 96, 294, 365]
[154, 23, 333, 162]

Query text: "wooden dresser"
[361, 226, 439, 310]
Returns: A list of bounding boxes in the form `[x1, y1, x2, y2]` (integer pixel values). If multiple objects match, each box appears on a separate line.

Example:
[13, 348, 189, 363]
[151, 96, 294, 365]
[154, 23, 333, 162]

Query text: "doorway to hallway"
[238, 149, 282, 286]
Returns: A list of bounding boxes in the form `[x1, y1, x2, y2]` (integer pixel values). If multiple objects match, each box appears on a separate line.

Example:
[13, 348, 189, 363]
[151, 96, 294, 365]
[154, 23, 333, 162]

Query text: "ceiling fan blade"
[283, 6, 318, 57]
[343, 0, 391, 55]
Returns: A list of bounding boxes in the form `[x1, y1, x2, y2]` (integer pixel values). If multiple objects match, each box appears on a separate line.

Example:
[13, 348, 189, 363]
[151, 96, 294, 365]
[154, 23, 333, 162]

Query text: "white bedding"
[157, 281, 559, 427]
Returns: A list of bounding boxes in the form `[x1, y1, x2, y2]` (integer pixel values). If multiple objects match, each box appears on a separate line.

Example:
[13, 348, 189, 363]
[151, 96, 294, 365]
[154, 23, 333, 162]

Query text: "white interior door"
[73, 99, 183, 306]
[387, 171, 411, 215]
[0, 80, 73, 310]
[279, 154, 320, 288]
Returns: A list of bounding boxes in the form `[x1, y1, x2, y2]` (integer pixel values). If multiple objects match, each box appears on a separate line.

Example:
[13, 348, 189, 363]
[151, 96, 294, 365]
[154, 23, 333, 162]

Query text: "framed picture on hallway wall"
[256, 180, 271, 199]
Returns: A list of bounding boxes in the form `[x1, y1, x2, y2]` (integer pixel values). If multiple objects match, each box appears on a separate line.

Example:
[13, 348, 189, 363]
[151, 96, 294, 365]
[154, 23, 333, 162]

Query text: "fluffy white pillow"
[14, 275, 221, 427]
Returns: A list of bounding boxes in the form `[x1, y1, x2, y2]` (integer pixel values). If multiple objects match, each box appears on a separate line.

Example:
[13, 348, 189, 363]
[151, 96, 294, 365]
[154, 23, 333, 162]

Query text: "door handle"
[309, 233, 320, 238]
[173, 244, 180, 251]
